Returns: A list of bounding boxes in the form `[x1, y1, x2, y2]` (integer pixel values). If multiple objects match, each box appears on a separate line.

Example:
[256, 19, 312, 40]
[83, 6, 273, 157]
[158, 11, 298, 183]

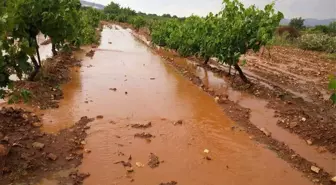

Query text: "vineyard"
[1, 0, 336, 184]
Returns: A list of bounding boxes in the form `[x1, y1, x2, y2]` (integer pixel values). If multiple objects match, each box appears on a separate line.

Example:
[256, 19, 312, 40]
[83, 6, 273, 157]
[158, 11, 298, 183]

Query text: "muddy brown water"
[30, 26, 317, 184]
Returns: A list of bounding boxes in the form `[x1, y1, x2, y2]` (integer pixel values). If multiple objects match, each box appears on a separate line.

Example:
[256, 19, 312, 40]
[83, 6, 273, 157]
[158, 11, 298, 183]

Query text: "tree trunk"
[35, 38, 41, 66]
[204, 56, 210, 65]
[234, 63, 249, 83]
[228, 64, 232, 75]
[52, 42, 57, 56]
[28, 55, 40, 81]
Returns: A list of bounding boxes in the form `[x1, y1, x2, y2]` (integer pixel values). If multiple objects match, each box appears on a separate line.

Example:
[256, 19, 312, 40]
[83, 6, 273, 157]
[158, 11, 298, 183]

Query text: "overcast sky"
[89, 0, 336, 19]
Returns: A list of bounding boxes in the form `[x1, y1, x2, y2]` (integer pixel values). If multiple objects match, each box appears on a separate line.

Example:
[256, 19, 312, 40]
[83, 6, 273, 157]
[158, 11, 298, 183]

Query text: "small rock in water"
[131, 122, 152, 129]
[204, 156, 212, 160]
[203, 149, 210, 154]
[310, 166, 320, 173]
[148, 153, 160, 168]
[331, 176, 336, 182]
[173, 120, 183, 125]
[317, 146, 327, 153]
[135, 162, 145, 168]
[214, 97, 220, 103]
[96, 115, 104, 119]
[260, 128, 271, 137]
[32, 142, 45, 150]
[134, 132, 154, 139]
[159, 181, 178, 185]
[125, 91, 128, 95]
[109, 88, 117, 91]
[150, 78, 156, 80]
[126, 167, 134, 173]
[32, 122, 43, 127]
[84, 149, 91, 153]
[47, 153, 58, 161]
[306, 139, 313, 145]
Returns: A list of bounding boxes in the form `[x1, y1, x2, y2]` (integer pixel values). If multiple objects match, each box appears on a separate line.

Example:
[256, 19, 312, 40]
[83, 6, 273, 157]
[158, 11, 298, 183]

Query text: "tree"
[289, 17, 305, 30]
[131, 16, 146, 31]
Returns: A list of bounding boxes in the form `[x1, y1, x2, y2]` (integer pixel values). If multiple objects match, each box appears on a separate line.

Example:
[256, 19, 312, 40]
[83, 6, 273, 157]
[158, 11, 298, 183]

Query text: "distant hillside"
[80, 0, 105, 10]
[280, 18, 336, 27]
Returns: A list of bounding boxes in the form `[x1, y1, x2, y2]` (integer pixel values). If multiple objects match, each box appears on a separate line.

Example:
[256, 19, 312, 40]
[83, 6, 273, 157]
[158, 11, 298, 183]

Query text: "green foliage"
[8, 89, 32, 104]
[329, 75, 336, 104]
[289, 17, 305, 30]
[299, 34, 336, 53]
[131, 16, 146, 30]
[151, 0, 283, 81]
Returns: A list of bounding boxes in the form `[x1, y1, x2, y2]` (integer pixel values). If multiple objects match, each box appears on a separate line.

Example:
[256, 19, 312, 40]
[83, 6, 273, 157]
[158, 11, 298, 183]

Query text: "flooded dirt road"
[39, 26, 313, 185]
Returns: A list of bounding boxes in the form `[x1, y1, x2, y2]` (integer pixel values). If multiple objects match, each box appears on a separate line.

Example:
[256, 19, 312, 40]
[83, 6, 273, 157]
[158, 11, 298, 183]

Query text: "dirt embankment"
[132, 29, 336, 184]
[0, 107, 94, 184]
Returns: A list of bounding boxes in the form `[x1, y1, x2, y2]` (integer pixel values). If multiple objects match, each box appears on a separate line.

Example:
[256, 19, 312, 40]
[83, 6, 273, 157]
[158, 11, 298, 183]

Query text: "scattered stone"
[125, 92, 128, 95]
[135, 162, 145, 168]
[150, 78, 156, 80]
[84, 101, 89, 104]
[131, 122, 152, 129]
[289, 122, 298, 129]
[331, 176, 336, 182]
[148, 153, 160, 168]
[32, 142, 45, 150]
[126, 167, 134, 173]
[312, 179, 320, 183]
[159, 181, 178, 185]
[32, 122, 43, 127]
[317, 146, 327, 153]
[66, 156, 75, 161]
[81, 141, 87, 145]
[134, 132, 154, 139]
[203, 149, 210, 154]
[96, 115, 104, 119]
[114, 161, 132, 167]
[47, 153, 58, 161]
[260, 128, 271, 137]
[301, 117, 307, 122]
[306, 139, 313, 145]
[173, 120, 183, 125]
[310, 166, 320, 174]
[109, 88, 117, 91]
[84, 149, 91, 153]
[204, 156, 212, 160]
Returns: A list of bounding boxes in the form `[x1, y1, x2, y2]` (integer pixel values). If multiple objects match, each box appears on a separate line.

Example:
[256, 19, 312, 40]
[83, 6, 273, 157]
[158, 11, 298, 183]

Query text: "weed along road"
[33, 25, 314, 185]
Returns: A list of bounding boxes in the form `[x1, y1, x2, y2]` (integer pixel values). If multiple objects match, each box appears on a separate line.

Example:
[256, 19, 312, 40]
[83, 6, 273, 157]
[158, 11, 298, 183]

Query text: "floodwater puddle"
[18, 26, 318, 184]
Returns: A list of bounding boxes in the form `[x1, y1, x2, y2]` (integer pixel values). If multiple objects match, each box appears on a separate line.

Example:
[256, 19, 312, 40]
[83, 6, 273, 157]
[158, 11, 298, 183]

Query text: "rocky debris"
[173, 120, 183, 125]
[96, 115, 104, 119]
[150, 78, 156, 80]
[32, 142, 45, 150]
[114, 160, 132, 167]
[109, 88, 117, 91]
[203, 149, 210, 154]
[135, 162, 145, 168]
[310, 166, 320, 174]
[86, 50, 95, 58]
[204, 156, 212, 160]
[69, 171, 91, 185]
[134, 132, 154, 139]
[80, 141, 87, 145]
[32, 122, 43, 127]
[47, 153, 58, 161]
[306, 139, 313, 145]
[148, 153, 160, 168]
[289, 122, 298, 129]
[331, 176, 336, 183]
[159, 181, 178, 185]
[84, 149, 91, 153]
[126, 167, 134, 173]
[131, 122, 152, 129]
[259, 128, 271, 137]
[317, 146, 327, 153]
[214, 95, 228, 104]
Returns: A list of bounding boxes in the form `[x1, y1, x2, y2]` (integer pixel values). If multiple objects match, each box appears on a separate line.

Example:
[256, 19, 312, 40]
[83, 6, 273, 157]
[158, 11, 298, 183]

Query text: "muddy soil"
[0, 107, 93, 185]
[132, 28, 336, 184]
[10, 52, 82, 110]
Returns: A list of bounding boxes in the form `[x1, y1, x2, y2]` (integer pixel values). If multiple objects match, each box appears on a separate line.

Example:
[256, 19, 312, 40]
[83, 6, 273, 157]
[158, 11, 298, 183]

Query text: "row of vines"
[0, 0, 103, 98]
[150, 0, 283, 82]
